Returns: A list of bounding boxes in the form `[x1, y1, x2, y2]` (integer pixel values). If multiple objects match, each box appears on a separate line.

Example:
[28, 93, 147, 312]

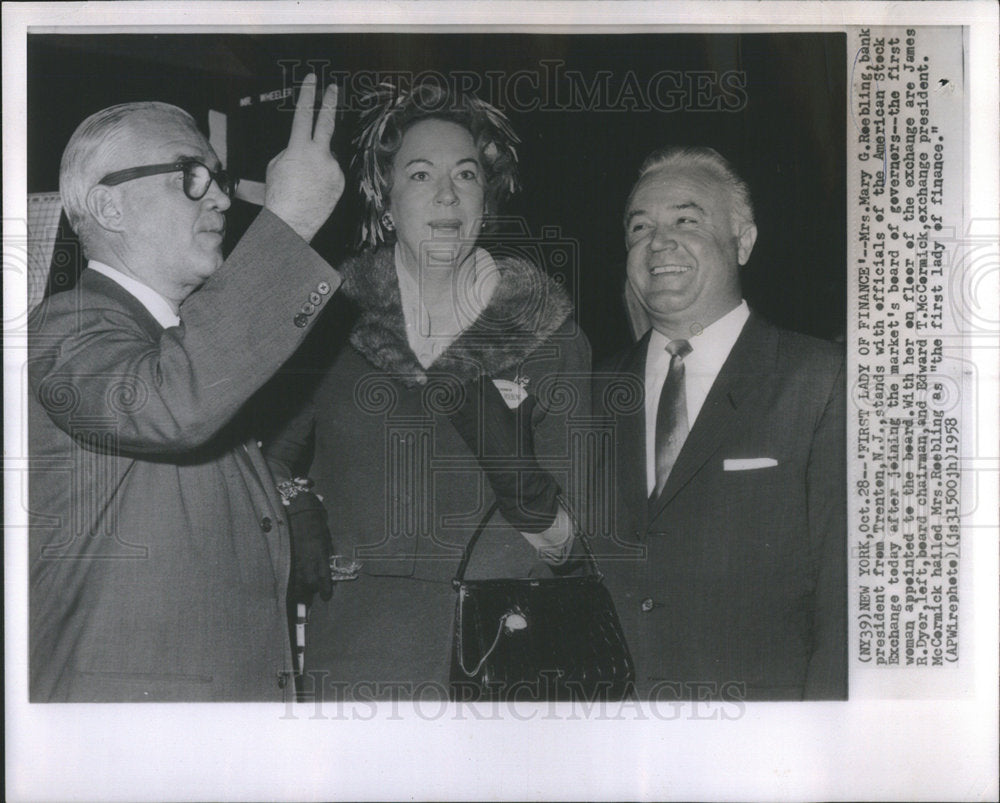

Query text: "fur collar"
[342, 246, 573, 387]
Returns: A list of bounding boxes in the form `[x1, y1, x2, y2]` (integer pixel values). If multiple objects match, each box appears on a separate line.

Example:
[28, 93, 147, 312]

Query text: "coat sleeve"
[531, 321, 592, 492]
[30, 210, 340, 456]
[523, 322, 592, 559]
[804, 354, 849, 699]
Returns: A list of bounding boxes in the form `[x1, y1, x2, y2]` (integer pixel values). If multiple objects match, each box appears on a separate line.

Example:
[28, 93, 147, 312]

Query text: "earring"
[381, 212, 395, 231]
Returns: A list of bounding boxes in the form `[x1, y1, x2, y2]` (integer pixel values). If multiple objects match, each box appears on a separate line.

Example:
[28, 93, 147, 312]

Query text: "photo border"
[4, 3, 997, 801]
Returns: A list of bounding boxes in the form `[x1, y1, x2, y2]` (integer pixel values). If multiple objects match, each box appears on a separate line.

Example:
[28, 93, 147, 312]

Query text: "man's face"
[116, 114, 231, 300]
[624, 163, 755, 336]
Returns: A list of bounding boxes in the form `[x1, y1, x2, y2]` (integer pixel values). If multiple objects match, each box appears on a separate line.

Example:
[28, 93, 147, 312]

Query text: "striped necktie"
[652, 338, 692, 499]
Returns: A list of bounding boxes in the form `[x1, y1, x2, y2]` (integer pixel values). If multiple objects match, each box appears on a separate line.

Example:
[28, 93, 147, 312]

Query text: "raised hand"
[264, 73, 345, 242]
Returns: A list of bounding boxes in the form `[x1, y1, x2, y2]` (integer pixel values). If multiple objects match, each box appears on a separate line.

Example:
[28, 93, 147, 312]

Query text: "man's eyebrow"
[674, 201, 706, 215]
[173, 153, 221, 170]
[625, 200, 707, 226]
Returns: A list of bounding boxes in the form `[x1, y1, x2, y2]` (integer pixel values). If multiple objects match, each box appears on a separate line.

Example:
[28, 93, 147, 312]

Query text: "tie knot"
[666, 339, 692, 359]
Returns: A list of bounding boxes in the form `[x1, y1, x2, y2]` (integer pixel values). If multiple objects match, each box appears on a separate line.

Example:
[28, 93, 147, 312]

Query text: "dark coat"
[592, 313, 847, 700]
[265, 246, 592, 697]
[28, 210, 339, 702]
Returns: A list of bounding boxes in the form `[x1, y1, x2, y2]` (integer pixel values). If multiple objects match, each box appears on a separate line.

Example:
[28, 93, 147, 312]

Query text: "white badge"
[492, 376, 530, 409]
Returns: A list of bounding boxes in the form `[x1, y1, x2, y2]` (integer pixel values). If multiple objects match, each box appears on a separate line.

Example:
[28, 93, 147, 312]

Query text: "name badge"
[492, 378, 529, 409]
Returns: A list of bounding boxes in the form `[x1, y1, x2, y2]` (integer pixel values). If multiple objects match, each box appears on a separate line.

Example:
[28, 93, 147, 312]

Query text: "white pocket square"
[723, 457, 779, 471]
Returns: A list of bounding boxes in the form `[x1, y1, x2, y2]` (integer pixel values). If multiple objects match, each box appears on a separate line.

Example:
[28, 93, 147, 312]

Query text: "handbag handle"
[452, 495, 603, 586]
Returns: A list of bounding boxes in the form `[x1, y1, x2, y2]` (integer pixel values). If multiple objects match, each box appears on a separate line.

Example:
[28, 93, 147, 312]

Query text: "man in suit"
[592, 146, 846, 701]
[28, 75, 344, 701]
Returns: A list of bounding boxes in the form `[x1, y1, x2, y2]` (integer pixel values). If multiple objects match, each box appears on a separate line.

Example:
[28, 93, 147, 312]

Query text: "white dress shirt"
[644, 300, 750, 495]
[395, 244, 499, 369]
[87, 260, 181, 329]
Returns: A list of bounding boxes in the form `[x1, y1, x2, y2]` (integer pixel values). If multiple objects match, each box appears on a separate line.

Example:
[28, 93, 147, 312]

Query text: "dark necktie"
[652, 339, 692, 499]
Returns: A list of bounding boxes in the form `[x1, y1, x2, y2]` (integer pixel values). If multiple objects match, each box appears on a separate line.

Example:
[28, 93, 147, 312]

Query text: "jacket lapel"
[612, 332, 651, 541]
[81, 269, 167, 341]
[648, 313, 777, 519]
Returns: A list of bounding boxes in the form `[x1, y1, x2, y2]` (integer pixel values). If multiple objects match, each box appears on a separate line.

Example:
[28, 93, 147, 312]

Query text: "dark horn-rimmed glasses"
[98, 159, 238, 201]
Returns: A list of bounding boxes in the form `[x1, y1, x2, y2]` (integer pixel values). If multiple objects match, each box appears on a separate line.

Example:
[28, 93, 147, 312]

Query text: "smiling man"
[28, 77, 345, 702]
[593, 146, 847, 701]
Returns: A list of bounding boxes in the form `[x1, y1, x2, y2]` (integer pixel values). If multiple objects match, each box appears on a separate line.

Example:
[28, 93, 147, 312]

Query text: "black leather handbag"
[449, 500, 635, 702]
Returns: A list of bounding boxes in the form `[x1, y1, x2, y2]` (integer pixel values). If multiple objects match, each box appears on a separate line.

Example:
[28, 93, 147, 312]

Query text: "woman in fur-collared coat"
[265, 82, 591, 698]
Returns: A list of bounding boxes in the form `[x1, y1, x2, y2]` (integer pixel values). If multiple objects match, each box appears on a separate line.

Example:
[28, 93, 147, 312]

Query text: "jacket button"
[317, 281, 331, 295]
[309, 291, 321, 305]
[277, 672, 288, 689]
[293, 313, 309, 328]
[640, 597, 655, 612]
[301, 302, 316, 315]
[261, 516, 273, 532]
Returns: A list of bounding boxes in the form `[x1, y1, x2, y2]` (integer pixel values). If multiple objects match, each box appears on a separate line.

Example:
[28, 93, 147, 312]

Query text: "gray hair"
[628, 145, 755, 230]
[59, 101, 197, 251]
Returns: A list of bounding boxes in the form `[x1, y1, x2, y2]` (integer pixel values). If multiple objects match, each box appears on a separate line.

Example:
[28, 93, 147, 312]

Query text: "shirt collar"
[648, 300, 750, 371]
[87, 260, 181, 329]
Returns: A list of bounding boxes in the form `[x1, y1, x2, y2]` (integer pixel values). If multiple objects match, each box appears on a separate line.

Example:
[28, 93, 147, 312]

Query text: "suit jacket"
[28, 209, 339, 702]
[592, 312, 847, 700]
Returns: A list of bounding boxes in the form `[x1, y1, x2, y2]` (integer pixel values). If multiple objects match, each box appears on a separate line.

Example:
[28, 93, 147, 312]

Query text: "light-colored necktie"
[652, 339, 692, 498]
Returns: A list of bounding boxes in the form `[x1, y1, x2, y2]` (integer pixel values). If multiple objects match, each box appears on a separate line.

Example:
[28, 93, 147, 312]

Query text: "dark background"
[28, 32, 846, 361]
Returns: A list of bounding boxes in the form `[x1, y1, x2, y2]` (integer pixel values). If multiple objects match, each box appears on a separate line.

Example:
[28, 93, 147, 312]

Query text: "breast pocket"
[716, 456, 790, 512]
[713, 458, 805, 571]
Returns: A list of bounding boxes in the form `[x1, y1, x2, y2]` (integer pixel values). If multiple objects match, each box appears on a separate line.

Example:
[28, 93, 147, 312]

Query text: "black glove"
[286, 491, 333, 605]
[448, 377, 560, 534]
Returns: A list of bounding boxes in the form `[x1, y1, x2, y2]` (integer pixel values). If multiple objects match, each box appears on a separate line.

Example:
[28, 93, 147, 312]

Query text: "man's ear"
[736, 221, 758, 266]
[85, 185, 125, 233]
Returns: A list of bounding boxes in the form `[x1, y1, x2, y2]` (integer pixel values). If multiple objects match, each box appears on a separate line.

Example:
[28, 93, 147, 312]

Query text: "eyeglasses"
[98, 159, 238, 201]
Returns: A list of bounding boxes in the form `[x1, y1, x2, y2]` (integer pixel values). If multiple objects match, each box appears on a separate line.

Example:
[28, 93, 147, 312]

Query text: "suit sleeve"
[804, 355, 848, 699]
[30, 210, 340, 455]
